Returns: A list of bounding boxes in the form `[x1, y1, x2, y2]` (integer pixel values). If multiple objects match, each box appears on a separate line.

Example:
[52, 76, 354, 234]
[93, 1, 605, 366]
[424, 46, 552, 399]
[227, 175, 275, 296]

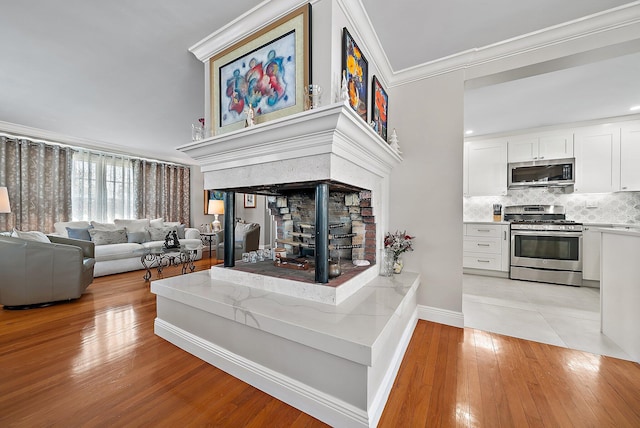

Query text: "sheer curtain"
[71, 150, 136, 222]
[0, 137, 73, 232]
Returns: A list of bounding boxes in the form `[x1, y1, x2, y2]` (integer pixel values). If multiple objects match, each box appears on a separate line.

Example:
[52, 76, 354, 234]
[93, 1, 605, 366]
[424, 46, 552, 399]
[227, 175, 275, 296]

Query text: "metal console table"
[141, 245, 201, 281]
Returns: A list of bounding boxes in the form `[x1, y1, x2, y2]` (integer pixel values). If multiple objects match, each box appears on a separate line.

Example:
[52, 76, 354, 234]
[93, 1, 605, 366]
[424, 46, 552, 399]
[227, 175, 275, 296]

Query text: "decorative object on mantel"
[191, 118, 204, 141]
[384, 230, 414, 274]
[342, 27, 368, 123]
[245, 104, 255, 127]
[304, 84, 323, 109]
[389, 128, 402, 153]
[209, 4, 311, 136]
[340, 70, 349, 103]
[371, 76, 388, 141]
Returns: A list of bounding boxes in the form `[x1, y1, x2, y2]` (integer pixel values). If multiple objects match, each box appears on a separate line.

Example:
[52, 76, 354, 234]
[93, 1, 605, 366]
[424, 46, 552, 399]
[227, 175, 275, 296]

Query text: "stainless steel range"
[505, 205, 583, 286]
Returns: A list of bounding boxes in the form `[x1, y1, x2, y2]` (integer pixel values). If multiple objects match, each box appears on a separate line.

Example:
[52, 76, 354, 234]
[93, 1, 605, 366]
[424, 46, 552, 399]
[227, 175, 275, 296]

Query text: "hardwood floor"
[1, 258, 639, 427]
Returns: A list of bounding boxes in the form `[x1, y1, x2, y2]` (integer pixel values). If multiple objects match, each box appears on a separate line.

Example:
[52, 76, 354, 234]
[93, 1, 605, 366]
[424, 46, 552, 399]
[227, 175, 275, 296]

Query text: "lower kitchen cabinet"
[582, 226, 601, 281]
[463, 223, 510, 272]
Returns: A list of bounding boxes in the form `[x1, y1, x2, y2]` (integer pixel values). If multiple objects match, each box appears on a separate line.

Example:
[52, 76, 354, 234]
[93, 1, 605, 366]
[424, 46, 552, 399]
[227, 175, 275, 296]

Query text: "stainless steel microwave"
[508, 158, 575, 188]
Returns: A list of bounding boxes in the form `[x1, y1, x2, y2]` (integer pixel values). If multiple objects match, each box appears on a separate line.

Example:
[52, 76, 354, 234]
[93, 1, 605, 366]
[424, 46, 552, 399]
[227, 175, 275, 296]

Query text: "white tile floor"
[463, 274, 632, 361]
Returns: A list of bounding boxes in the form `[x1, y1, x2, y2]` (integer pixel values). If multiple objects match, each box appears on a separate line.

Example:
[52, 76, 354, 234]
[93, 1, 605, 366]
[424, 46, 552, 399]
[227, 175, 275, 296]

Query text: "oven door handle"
[511, 230, 583, 238]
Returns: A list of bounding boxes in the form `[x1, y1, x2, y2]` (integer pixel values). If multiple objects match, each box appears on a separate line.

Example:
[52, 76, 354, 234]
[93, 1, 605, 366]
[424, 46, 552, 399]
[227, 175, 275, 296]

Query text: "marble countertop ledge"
[151, 270, 420, 366]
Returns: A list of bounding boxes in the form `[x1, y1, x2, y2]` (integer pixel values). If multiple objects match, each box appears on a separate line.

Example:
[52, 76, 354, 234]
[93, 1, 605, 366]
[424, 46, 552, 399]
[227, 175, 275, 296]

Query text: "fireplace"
[178, 103, 401, 303]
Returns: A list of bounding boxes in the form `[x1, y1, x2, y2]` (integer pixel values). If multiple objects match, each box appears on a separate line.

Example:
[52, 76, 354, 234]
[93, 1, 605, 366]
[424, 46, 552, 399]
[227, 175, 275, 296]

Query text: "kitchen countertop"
[593, 227, 640, 237]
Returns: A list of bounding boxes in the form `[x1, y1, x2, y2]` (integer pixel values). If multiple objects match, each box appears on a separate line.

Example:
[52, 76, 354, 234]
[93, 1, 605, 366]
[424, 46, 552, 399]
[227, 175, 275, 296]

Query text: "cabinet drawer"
[464, 237, 501, 254]
[463, 253, 501, 270]
[465, 224, 503, 238]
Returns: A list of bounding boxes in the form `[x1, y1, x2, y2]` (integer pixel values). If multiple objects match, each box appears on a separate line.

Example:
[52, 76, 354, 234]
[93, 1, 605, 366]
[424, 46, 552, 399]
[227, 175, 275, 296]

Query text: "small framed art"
[371, 76, 388, 141]
[342, 27, 368, 122]
[244, 194, 256, 208]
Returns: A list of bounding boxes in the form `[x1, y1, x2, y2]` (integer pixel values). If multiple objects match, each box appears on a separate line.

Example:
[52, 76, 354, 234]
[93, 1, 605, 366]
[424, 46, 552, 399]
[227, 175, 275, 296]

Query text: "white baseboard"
[155, 318, 371, 428]
[417, 305, 465, 328]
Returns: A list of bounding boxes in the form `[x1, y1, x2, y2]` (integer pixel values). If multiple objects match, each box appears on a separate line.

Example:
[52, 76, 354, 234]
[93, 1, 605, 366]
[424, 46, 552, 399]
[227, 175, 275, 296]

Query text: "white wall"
[390, 72, 465, 314]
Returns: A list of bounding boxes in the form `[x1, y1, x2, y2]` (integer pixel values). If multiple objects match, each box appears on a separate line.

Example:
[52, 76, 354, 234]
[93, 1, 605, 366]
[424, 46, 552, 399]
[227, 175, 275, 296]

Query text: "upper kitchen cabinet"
[620, 121, 640, 191]
[464, 139, 508, 197]
[507, 132, 573, 163]
[574, 125, 620, 193]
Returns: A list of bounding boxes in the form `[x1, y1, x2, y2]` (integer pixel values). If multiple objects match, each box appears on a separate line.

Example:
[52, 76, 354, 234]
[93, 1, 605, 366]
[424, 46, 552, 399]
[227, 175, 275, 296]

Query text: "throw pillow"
[114, 218, 150, 233]
[235, 223, 253, 241]
[127, 230, 150, 244]
[163, 222, 187, 239]
[149, 217, 164, 228]
[66, 226, 93, 241]
[88, 228, 128, 245]
[54, 221, 91, 237]
[147, 226, 177, 242]
[12, 229, 51, 243]
[90, 221, 118, 231]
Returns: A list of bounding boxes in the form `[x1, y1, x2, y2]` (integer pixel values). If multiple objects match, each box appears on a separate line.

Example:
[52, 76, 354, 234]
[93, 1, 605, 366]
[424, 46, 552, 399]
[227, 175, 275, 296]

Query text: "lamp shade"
[0, 187, 10, 213]
[208, 199, 224, 215]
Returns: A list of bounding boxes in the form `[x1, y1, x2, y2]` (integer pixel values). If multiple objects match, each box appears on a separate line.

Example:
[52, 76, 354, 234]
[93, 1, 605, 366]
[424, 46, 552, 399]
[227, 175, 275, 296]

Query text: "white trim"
[336, 0, 393, 89]
[417, 305, 464, 328]
[155, 318, 371, 427]
[368, 307, 418, 427]
[391, 2, 640, 86]
[0, 120, 187, 166]
[189, 0, 310, 62]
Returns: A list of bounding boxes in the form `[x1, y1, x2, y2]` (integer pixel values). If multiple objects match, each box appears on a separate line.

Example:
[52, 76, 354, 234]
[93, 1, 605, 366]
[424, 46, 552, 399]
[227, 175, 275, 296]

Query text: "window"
[71, 150, 136, 222]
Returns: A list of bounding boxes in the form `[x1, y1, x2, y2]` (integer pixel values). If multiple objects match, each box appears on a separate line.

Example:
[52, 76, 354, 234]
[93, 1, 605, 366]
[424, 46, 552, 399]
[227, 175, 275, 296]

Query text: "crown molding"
[189, 0, 309, 62]
[335, 0, 394, 89]
[391, 1, 640, 87]
[0, 121, 187, 165]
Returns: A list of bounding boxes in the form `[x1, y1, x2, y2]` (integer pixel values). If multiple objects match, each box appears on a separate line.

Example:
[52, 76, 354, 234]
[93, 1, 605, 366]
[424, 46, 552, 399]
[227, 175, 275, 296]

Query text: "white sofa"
[53, 218, 202, 277]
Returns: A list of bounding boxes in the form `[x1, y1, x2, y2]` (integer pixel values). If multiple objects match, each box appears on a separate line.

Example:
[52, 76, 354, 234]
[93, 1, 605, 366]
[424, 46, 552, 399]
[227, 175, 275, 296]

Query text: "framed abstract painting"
[342, 27, 368, 122]
[210, 4, 311, 135]
[371, 76, 388, 141]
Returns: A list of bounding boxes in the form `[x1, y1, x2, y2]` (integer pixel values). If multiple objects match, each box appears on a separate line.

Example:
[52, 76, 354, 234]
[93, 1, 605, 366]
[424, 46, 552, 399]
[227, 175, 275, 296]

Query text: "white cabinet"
[464, 139, 507, 197]
[620, 122, 640, 191]
[508, 132, 573, 163]
[573, 126, 620, 193]
[582, 226, 601, 281]
[463, 223, 510, 272]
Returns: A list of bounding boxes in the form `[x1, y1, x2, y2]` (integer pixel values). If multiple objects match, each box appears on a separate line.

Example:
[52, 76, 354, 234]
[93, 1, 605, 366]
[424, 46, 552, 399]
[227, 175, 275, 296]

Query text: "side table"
[200, 232, 218, 259]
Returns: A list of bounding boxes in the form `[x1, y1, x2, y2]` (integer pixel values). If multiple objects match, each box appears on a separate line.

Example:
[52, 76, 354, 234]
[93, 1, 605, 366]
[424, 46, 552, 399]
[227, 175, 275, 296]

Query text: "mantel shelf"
[177, 103, 402, 184]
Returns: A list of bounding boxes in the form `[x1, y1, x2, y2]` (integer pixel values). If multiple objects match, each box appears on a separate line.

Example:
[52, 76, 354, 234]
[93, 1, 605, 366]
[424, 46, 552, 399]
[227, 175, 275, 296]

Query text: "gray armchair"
[216, 222, 261, 260]
[0, 235, 95, 309]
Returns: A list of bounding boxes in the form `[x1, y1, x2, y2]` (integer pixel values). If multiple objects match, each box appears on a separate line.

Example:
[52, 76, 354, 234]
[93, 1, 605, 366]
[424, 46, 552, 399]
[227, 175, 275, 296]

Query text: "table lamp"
[208, 199, 224, 232]
[0, 187, 11, 214]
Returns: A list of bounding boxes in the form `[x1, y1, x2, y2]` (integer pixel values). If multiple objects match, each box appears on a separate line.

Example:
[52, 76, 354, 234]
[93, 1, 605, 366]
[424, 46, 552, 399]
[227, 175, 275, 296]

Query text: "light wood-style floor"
[1, 257, 639, 427]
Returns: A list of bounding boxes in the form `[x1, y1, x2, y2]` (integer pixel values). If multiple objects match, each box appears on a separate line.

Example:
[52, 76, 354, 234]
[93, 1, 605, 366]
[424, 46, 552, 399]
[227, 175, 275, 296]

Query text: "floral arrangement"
[384, 230, 414, 260]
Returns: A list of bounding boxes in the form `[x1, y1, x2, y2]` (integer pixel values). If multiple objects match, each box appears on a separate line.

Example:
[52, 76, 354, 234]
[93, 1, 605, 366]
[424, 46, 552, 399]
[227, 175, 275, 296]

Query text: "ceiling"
[0, 1, 637, 163]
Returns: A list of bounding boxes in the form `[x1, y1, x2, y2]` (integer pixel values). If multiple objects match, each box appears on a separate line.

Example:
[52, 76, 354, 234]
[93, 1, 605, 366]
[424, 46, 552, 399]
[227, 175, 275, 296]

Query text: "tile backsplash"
[464, 188, 640, 224]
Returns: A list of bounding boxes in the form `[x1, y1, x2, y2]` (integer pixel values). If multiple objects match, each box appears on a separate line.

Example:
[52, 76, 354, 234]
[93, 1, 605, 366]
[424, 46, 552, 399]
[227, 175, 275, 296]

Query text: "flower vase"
[393, 255, 404, 274]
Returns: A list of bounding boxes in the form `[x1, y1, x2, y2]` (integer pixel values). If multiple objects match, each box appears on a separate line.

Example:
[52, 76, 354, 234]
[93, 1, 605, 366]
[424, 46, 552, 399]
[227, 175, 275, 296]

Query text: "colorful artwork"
[219, 31, 297, 127]
[342, 28, 368, 122]
[371, 76, 388, 141]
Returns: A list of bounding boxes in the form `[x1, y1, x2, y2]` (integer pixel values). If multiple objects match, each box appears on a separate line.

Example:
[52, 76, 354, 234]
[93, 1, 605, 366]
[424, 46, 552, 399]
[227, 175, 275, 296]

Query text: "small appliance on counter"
[493, 204, 502, 222]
